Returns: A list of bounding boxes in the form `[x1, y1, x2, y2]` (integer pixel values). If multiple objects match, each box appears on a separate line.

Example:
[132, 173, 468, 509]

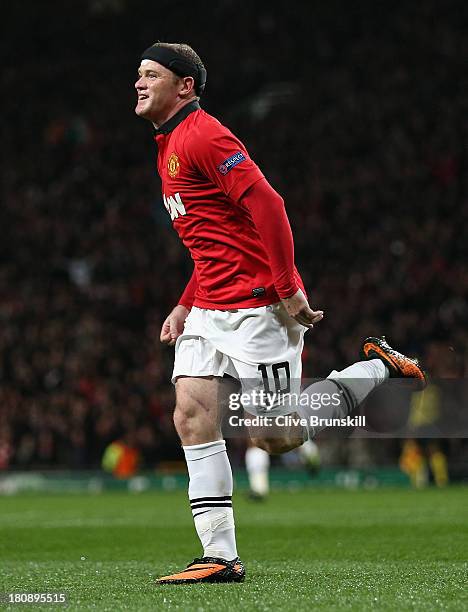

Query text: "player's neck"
[152, 98, 197, 130]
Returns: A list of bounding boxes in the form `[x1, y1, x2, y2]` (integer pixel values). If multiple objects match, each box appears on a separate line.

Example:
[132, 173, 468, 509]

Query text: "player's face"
[135, 60, 181, 124]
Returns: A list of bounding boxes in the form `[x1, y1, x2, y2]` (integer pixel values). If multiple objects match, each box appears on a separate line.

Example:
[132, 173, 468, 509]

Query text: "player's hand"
[160, 305, 189, 346]
[281, 288, 324, 329]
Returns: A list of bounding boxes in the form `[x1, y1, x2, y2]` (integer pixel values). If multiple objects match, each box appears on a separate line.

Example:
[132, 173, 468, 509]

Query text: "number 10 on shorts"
[258, 362, 291, 395]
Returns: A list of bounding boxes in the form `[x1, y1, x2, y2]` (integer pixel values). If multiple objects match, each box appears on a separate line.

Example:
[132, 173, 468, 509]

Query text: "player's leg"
[157, 375, 244, 584]
[174, 376, 238, 563]
[296, 336, 426, 439]
[292, 359, 388, 438]
[250, 336, 426, 451]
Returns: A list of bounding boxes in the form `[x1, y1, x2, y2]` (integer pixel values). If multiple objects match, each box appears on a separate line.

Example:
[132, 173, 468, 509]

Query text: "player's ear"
[180, 76, 195, 98]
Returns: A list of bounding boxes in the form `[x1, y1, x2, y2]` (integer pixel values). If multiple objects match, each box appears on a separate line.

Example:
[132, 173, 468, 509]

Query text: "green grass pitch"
[0, 488, 467, 611]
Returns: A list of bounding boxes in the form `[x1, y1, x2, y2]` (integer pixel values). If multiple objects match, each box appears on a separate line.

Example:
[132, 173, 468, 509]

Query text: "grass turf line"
[0, 488, 467, 611]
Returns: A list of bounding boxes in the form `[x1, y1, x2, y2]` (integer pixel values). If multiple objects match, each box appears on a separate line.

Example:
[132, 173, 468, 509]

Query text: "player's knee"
[173, 400, 200, 440]
[250, 436, 303, 455]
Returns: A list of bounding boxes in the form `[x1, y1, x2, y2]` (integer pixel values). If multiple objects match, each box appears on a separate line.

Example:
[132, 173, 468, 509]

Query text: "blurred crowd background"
[1, 0, 467, 473]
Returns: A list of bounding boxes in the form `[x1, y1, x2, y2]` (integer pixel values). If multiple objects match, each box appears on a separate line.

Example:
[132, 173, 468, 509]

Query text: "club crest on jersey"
[163, 192, 186, 221]
[167, 152, 180, 178]
[217, 151, 246, 175]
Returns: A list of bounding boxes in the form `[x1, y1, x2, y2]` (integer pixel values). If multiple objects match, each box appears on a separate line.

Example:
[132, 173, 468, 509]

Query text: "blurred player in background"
[135, 41, 426, 584]
[246, 440, 320, 501]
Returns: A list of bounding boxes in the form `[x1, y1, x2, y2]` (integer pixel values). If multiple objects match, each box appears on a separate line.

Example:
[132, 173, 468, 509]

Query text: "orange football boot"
[361, 336, 426, 388]
[156, 556, 245, 584]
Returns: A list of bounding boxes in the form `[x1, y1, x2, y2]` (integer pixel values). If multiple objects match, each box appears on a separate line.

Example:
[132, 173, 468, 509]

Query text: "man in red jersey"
[135, 42, 426, 585]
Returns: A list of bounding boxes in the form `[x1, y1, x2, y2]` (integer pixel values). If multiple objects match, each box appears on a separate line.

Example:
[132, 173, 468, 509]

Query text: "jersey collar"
[154, 100, 200, 136]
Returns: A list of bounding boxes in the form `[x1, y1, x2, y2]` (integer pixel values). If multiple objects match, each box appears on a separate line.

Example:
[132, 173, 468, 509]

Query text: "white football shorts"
[172, 303, 305, 416]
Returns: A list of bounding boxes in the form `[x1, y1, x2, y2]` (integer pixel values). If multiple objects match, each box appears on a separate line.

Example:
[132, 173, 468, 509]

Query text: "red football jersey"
[154, 101, 302, 309]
